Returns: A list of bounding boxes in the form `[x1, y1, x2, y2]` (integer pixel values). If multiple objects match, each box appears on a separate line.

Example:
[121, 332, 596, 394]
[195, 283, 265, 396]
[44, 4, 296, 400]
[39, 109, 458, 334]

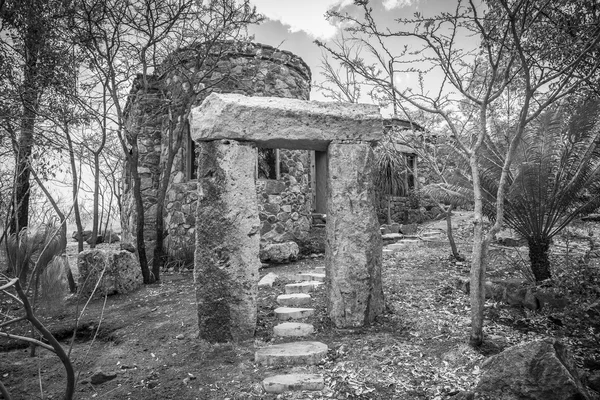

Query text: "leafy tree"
[0, 0, 77, 234]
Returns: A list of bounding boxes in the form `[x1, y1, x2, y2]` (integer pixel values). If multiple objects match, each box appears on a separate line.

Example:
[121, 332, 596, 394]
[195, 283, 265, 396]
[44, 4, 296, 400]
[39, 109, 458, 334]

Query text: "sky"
[248, 0, 461, 104]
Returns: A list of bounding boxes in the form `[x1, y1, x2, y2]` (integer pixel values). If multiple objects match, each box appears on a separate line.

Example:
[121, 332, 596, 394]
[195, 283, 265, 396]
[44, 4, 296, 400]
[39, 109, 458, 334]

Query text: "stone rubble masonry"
[256, 148, 312, 244]
[122, 42, 313, 260]
[326, 142, 384, 328]
[77, 249, 142, 298]
[194, 140, 261, 342]
[190, 93, 384, 151]
[164, 181, 198, 262]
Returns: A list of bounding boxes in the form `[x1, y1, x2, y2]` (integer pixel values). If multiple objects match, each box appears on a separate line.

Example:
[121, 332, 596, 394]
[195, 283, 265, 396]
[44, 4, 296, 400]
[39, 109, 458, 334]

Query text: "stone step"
[274, 307, 315, 321]
[297, 272, 326, 282]
[255, 341, 328, 367]
[285, 281, 323, 294]
[273, 322, 314, 337]
[263, 373, 324, 394]
[386, 239, 420, 250]
[314, 266, 325, 271]
[277, 293, 312, 307]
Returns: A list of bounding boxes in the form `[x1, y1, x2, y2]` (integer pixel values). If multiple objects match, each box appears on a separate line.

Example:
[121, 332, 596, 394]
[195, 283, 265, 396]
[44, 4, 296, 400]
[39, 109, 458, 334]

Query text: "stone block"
[77, 250, 142, 298]
[255, 341, 328, 367]
[260, 241, 299, 263]
[326, 142, 384, 328]
[263, 373, 324, 393]
[190, 93, 383, 151]
[194, 140, 260, 342]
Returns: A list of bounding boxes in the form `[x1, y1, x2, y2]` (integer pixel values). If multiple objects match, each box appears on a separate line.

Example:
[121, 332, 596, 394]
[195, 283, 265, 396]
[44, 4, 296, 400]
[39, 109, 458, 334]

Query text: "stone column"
[194, 140, 261, 342]
[326, 142, 384, 328]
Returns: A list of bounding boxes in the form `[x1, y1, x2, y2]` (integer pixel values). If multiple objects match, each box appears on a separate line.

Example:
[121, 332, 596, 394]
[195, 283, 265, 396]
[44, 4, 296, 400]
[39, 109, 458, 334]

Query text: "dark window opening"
[406, 154, 416, 190]
[186, 120, 198, 180]
[258, 148, 279, 180]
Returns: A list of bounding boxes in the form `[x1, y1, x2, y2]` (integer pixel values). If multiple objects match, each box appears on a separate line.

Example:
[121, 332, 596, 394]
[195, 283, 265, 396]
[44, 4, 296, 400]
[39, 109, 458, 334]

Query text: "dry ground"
[1, 213, 600, 399]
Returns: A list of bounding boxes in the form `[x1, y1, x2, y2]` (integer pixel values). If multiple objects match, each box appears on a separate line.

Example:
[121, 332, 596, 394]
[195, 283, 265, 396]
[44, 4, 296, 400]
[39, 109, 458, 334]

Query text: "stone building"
[121, 42, 320, 264]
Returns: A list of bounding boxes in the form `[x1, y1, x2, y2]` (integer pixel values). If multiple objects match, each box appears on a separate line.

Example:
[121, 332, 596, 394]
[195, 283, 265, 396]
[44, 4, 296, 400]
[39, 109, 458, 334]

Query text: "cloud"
[382, 0, 416, 10]
[251, 0, 353, 40]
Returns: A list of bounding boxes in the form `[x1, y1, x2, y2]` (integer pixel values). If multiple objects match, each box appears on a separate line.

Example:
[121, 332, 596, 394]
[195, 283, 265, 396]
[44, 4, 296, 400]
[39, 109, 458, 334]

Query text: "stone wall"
[122, 42, 312, 263]
[257, 149, 312, 243]
[164, 181, 197, 263]
[377, 195, 443, 224]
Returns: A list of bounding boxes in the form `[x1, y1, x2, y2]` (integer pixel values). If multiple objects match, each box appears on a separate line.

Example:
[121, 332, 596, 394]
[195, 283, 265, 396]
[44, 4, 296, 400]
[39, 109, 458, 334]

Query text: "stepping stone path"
[256, 266, 329, 394]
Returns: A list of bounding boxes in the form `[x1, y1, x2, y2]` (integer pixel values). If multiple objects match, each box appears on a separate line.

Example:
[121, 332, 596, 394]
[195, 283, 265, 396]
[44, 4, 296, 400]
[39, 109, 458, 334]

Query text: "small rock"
[176, 334, 185, 340]
[90, 371, 117, 385]
[258, 272, 279, 288]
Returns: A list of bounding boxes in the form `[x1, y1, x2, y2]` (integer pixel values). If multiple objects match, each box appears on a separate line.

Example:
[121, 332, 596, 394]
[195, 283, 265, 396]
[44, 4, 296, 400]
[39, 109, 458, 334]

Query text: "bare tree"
[74, 0, 262, 283]
[318, 0, 600, 346]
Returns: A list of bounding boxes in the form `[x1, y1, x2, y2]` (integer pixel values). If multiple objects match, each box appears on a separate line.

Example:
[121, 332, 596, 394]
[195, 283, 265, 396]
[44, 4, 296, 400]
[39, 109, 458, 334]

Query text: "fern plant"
[430, 100, 600, 282]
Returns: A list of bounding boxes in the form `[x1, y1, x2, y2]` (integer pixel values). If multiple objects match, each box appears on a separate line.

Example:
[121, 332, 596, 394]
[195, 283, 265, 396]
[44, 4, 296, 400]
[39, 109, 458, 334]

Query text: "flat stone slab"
[297, 273, 326, 282]
[273, 322, 315, 337]
[190, 93, 383, 151]
[263, 373, 324, 393]
[258, 272, 278, 288]
[277, 293, 312, 307]
[386, 239, 421, 250]
[255, 341, 328, 366]
[274, 307, 315, 320]
[382, 233, 403, 240]
[285, 282, 323, 294]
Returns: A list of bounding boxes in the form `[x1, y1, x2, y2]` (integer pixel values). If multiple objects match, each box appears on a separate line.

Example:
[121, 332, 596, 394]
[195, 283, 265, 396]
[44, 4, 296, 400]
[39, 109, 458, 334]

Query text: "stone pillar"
[194, 140, 261, 342]
[326, 142, 384, 328]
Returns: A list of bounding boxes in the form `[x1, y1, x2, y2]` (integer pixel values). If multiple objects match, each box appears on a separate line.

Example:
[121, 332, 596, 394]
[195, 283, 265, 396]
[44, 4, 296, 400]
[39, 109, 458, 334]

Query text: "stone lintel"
[189, 93, 383, 151]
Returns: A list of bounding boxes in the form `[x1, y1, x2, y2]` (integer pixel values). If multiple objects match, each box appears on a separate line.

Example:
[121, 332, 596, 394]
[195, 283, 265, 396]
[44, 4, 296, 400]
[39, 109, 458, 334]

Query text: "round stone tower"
[121, 42, 313, 267]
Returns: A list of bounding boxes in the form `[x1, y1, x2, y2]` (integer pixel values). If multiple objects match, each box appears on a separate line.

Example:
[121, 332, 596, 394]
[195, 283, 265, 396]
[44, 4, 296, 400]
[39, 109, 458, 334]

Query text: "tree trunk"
[444, 205, 461, 260]
[387, 195, 392, 224]
[469, 154, 487, 347]
[152, 113, 185, 281]
[11, 108, 35, 234]
[90, 152, 101, 248]
[129, 148, 151, 284]
[65, 126, 84, 254]
[528, 238, 552, 282]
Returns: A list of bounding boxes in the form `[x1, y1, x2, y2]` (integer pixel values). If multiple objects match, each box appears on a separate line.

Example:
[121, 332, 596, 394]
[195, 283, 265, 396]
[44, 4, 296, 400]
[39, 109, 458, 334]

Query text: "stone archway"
[190, 93, 384, 342]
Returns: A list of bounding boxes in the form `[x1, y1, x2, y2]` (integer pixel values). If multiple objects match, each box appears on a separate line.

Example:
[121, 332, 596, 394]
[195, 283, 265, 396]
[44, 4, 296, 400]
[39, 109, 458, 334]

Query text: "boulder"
[77, 249, 142, 298]
[260, 242, 299, 263]
[190, 93, 383, 151]
[400, 223, 418, 235]
[102, 230, 121, 243]
[120, 242, 136, 253]
[86, 235, 104, 245]
[72, 230, 92, 242]
[326, 142, 384, 328]
[472, 339, 591, 400]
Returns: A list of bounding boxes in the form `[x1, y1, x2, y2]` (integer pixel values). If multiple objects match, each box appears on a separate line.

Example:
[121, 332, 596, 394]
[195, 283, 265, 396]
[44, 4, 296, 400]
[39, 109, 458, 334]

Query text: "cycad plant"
[501, 100, 600, 281]
[431, 100, 600, 282]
